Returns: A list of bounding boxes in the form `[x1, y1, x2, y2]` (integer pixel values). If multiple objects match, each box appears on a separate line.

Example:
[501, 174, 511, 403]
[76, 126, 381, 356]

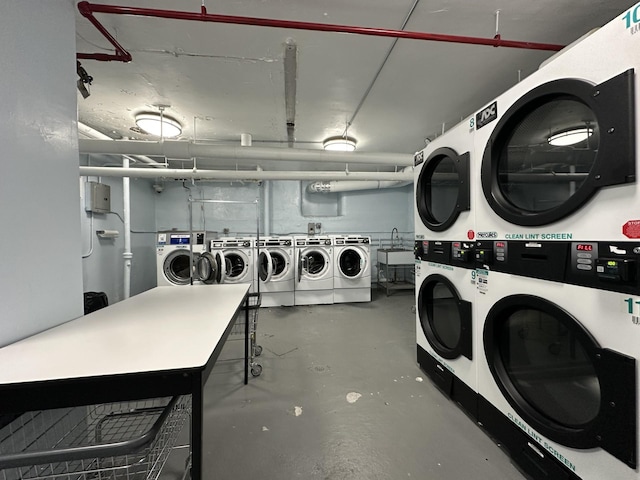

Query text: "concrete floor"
[162, 288, 528, 480]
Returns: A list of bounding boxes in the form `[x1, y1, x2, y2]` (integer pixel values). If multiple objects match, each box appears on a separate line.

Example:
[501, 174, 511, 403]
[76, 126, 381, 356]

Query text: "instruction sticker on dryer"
[476, 269, 489, 294]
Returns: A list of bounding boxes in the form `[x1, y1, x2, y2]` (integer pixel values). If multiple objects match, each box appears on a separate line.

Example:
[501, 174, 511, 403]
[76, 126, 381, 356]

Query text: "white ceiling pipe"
[308, 166, 413, 193]
[77, 139, 413, 166]
[307, 179, 411, 193]
[79, 166, 414, 181]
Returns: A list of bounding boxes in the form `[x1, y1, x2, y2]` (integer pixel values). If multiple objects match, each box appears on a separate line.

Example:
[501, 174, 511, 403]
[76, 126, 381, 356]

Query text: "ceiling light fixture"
[135, 112, 182, 138]
[548, 127, 593, 147]
[323, 136, 357, 152]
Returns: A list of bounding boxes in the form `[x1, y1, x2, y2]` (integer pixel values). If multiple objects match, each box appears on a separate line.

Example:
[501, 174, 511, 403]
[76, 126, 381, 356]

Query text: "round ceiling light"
[135, 113, 182, 138]
[323, 136, 357, 152]
[548, 127, 593, 147]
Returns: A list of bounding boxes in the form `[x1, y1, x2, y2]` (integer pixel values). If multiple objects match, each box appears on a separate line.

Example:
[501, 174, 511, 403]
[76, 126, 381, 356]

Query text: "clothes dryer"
[332, 235, 371, 303]
[294, 236, 334, 305]
[156, 231, 207, 286]
[255, 236, 295, 307]
[415, 239, 478, 418]
[210, 237, 255, 291]
[474, 9, 637, 241]
[475, 239, 639, 480]
[414, 121, 474, 242]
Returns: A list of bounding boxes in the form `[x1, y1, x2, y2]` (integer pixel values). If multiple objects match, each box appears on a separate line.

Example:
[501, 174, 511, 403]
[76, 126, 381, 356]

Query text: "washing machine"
[156, 231, 208, 286]
[331, 235, 371, 303]
[415, 239, 478, 418]
[255, 236, 295, 307]
[414, 120, 474, 242]
[475, 238, 639, 480]
[294, 236, 334, 305]
[209, 237, 255, 291]
[473, 8, 637, 242]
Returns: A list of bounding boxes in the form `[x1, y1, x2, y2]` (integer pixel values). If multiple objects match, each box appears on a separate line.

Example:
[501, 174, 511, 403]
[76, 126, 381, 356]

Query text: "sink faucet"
[391, 227, 399, 248]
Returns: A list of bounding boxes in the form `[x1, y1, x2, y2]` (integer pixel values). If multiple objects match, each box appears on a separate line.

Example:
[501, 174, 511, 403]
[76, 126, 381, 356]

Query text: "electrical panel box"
[85, 181, 111, 214]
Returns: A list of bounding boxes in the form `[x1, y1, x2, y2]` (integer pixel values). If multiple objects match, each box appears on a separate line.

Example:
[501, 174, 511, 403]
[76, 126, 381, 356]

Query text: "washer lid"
[481, 69, 635, 226]
[484, 294, 636, 468]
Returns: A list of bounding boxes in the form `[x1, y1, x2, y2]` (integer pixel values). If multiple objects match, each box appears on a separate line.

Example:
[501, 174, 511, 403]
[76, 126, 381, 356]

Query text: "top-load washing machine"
[474, 238, 639, 480]
[209, 237, 255, 291]
[415, 239, 478, 418]
[414, 120, 474, 241]
[473, 8, 637, 242]
[156, 231, 209, 286]
[255, 236, 295, 307]
[294, 236, 334, 305]
[331, 235, 371, 303]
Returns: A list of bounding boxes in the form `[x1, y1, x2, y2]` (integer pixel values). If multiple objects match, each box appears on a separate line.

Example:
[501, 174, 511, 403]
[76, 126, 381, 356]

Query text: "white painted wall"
[0, 0, 83, 346]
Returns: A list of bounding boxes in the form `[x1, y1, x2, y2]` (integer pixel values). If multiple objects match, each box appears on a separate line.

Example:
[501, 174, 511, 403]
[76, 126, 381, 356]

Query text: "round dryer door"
[338, 248, 365, 278]
[163, 250, 200, 285]
[418, 274, 472, 360]
[258, 250, 273, 283]
[481, 70, 635, 226]
[484, 295, 636, 467]
[416, 148, 471, 232]
[197, 251, 226, 284]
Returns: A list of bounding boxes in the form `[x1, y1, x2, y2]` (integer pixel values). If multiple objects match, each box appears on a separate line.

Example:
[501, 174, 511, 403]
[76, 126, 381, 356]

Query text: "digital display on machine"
[576, 244, 594, 251]
[169, 235, 190, 245]
[608, 260, 618, 267]
[495, 242, 506, 248]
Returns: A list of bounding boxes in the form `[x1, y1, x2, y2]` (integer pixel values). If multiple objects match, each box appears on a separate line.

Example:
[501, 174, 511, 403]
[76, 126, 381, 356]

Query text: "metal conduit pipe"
[77, 139, 413, 166]
[78, 123, 163, 166]
[79, 166, 414, 182]
[77, 1, 565, 64]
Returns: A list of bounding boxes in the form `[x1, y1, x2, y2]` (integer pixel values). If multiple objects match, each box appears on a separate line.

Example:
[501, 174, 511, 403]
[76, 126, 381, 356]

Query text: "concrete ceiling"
[75, 0, 636, 171]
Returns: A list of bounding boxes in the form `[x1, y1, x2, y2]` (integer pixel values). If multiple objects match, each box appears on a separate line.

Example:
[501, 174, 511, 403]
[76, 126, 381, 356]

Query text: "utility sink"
[377, 248, 415, 265]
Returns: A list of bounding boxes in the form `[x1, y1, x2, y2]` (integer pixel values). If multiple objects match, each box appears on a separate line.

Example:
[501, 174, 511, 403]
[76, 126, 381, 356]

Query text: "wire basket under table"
[0, 395, 192, 480]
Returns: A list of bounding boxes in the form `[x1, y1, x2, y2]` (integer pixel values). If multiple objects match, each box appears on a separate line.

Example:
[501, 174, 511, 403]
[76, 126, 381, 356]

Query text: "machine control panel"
[475, 241, 494, 265]
[414, 240, 475, 269]
[451, 241, 475, 267]
[334, 236, 370, 245]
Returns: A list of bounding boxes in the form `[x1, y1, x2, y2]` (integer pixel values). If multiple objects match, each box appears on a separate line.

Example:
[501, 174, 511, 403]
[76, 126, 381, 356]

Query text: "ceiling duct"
[79, 166, 414, 182]
[77, 139, 413, 166]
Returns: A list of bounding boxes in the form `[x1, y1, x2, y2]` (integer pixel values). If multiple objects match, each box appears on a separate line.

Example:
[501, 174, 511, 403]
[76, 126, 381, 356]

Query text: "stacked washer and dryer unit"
[416, 6, 640, 480]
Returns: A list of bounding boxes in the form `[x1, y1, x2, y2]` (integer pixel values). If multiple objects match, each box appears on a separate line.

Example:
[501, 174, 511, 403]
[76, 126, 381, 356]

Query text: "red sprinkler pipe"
[76, 1, 564, 62]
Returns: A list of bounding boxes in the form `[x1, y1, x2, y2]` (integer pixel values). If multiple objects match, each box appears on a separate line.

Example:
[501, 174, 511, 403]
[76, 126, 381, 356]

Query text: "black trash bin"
[84, 291, 109, 315]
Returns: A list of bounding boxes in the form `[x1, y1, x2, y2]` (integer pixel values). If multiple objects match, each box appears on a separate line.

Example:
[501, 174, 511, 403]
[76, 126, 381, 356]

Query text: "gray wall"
[155, 180, 414, 247]
[80, 166, 157, 304]
[0, 0, 84, 346]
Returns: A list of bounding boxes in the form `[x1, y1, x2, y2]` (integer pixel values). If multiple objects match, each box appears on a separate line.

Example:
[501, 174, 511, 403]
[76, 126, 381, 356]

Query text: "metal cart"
[0, 395, 192, 480]
[230, 292, 263, 377]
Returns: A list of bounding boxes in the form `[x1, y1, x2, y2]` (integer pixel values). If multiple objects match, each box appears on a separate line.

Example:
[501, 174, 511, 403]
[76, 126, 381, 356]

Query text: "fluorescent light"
[135, 113, 182, 138]
[323, 136, 357, 152]
[548, 127, 593, 147]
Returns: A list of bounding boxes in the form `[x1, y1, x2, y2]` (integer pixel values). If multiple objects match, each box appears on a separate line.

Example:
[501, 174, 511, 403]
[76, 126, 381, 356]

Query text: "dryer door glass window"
[418, 275, 472, 360]
[416, 148, 470, 232]
[304, 251, 326, 276]
[497, 99, 598, 213]
[481, 71, 635, 226]
[497, 307, 600, 427]
[339, 249, 362, 277]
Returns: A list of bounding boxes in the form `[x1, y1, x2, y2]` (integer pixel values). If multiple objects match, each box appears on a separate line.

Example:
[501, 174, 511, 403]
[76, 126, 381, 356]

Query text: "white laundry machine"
[415, 240, 478, 418]
[473, 8, 637, 241]
[331, 235, 371, 303]
[255, 236, 295, 307]
[156, 231, 208, 286]
[294, 236, 334, 305]
[209, 237, 255, 291]
[414, 120, 474, 242]
[475, 238, 639, 480]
